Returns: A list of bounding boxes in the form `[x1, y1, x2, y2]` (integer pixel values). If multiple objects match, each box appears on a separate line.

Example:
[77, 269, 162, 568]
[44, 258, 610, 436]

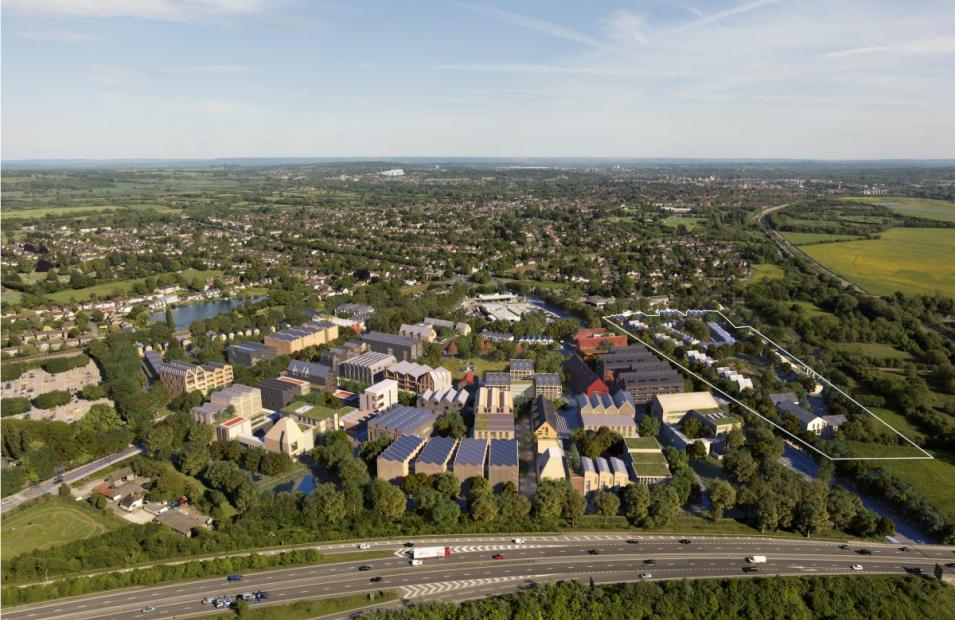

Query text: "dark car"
[626, 539, 640, 545]
[742, 566, 759, 573]
[857, 549, 873, 555]
[900, 546, 911, 552]
[227, 575, 244, 582]
[403, 542, 415, 548]
[588, 549, 600, 555]
[370, 576, 383, 583]
[679, 539, 692, 545]
[644, 559, 656, 565]
[358, 565, 372, 571]
[905, 567, 922, 575]
[839, 544, 850, 550]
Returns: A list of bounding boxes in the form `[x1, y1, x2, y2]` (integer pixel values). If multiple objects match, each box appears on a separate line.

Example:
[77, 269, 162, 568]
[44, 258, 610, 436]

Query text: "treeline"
[364, 576, 955, 620]
[2, 548, 322, 606]
[1, 353, 91, 381]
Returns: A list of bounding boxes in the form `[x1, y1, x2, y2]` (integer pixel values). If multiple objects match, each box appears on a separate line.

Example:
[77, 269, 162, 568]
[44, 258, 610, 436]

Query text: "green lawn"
[1, 496, 123, 559]
[843, 196, 955, 223]
[46, 269, 224, 303]
[834, 342, 912, 361]
[662, 216, 705, 231]
[443, 356, 509, 379]
[801, 228, 955, 297]
[2, 204, 178, 219]
[781, 232, 865, 245]
[791, 300, 831, 317]
[749, 263, 784, 283]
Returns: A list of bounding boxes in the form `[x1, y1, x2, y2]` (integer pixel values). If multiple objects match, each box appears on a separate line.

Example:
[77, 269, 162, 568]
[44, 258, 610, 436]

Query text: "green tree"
[470, 493, 499, 523]
[621, 483, 651, 525]
[368, 479, 406, 520]
[593, 491, 621, 519]
[708, 479, 736, 519]
[433, 411, 467, 439]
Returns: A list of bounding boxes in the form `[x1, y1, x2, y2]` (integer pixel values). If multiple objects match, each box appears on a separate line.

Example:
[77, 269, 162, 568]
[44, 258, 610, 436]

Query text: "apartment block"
[360, 379, 399, 413]
[509, 359, 534, 381]
[226, 342, 277, 367]
[209, 383, 262, 419]
[384, 361, 452, 394]
[361, 331, 422, 362]
[399, 322, 437, 343]
[338, 351, 397, 385]
[156, 358, 233, 398]
[264, 321, 338, 356]
[367, 405, 436, 441]
[532, 373, 562, 400]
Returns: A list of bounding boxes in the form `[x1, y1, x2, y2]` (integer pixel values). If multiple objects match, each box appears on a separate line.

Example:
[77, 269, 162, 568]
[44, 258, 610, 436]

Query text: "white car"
[141, 607, 156, 614]
[639, 573, 652, 579]
[851, 564, 864, 571]
[512, 538, 526, 544]
[410, 559, 423, 566]
[357, 543, 371, 550]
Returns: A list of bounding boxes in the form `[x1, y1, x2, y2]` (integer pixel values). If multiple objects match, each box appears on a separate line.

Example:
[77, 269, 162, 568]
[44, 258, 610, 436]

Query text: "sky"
[2, 0, 954, 160]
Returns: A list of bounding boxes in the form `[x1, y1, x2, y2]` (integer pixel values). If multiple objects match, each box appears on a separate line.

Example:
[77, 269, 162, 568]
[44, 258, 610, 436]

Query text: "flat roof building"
[209, 383, 262, 419]
[532, 373, 562, 401]
[360, 379, 399, 413]
[509, 359, 535, 381]
[414, 436, 458, 476]
[377, 434, 426, 482]
[367, 405, 436, 441]
[256, 377, 303, 412]
[488, 439, 519, 491]
[574, 328, 628, 356]
[280, 401, 342, 434]
[452, 438, 488, 482]
[651, 391, 720, 424]
[216, 415, 252, 443]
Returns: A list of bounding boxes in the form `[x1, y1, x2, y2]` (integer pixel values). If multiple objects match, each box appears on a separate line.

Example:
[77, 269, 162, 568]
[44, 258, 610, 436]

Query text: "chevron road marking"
[400, 574, 553, 599]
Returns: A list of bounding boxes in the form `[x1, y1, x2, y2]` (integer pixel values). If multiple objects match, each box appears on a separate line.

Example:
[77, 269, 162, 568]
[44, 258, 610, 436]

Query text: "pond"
[149, 296, 266, 330]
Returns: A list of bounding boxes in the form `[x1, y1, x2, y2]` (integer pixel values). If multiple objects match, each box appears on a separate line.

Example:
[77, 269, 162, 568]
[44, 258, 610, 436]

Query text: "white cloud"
[672, 0, 783, 33]
[3, 0, 276, 22]
[825, 36, 955, 59]
[16, 28, 99, 43]
[605, 9, 649, 48]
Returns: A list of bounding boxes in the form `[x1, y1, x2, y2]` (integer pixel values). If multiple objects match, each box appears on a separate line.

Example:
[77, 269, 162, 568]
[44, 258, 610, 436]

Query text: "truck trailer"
[411, 546, 453, 560]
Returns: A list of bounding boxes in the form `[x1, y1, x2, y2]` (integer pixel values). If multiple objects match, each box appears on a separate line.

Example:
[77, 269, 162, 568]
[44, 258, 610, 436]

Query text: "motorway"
[6, 534, 954, 620]
[0, 445, 144, 514]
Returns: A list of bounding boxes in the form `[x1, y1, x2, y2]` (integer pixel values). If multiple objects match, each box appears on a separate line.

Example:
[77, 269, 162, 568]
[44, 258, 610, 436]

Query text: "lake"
[150, 296, 266, 330]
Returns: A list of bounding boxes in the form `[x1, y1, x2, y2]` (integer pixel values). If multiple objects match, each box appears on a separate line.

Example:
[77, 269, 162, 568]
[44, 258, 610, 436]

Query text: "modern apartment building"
[226, 342, 277, 367]
[361, 331, 422, 362]
[532, 373, 562, 400]
[338, 351, 397, 385]
[360, 379, 399, 413]
[156, 358, 233, 398]
[286, 360, 337, 390]
[384, 361, 452, 393]
[264, 321, 338, 356]
[209, 383, 262, 418]
[366, 405, 436, 441]
[509, 359, 534, 381]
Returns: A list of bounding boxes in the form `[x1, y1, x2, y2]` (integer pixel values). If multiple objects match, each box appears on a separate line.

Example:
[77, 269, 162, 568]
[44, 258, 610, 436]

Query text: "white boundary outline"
[602, 309, 933, 462]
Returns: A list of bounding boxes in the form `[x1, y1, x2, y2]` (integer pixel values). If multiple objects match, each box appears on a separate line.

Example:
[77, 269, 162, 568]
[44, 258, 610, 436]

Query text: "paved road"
[0, 445, 144, 514]
[7, 534, 953, 620]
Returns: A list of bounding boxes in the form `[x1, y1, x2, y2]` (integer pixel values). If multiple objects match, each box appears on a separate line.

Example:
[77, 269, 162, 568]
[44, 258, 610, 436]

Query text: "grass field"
[791, 300, 830, 317]
[1, 497, 123, 559]
[781, 232, 864, 246]
[192, 591, 397, 620]
[662, 216, 705, 231]
[749, 263, 784, 283]
[443, 356, 508, 378]
[46, 269, 223, 303]
[3, 204, 178, 220]
[801, 228, 955, 297]
[844, 196, 955, 223]
[834, 342, 912, 361]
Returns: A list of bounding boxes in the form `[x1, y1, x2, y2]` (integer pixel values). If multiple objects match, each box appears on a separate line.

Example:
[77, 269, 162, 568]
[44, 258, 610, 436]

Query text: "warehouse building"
[367, 405, 436, 441]
[377, 435, 426, 482]
[414, 436, 458, 476]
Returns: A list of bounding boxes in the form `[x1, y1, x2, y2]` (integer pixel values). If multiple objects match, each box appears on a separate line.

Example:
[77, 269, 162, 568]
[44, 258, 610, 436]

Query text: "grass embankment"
[1, 496, 124, 558]
[801, 228, 955, 297]
[193, 591, 398, 620]
[843, 196, 955, 223]
[46, 269, 223, 303]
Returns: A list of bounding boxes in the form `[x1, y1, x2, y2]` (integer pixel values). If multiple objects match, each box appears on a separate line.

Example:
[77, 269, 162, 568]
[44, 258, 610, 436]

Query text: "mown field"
[801, 228, 955, 297]
[46, 269, 223, 303]
[749, 263, 784, 283]
[834, 341, 912, 360]
[843, 196, 955, 223]
[662, 216, 705, 231]
[1, 497, 123, 559]
[781, 231, 864, 245]
[3, 203, 179, 220]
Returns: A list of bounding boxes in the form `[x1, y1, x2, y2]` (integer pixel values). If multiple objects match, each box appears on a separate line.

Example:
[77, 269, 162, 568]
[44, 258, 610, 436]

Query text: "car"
[370, 576, 383, 583]
[255, 591, 269, 600]
[227, 575, 244, 582]
[202, 597, 216, 605]
[512, 538, 526, 544]
[410, 559, 423, 566]
[742, 566, 759, 573]
[857, 549, 873, 555]
[358, 543, 371, 550]
[900, 546, 911, 552]
[679, 539, 692, 545]
[851, 565, 864, 571]
[839, 544, 850, 550]
[358, 565, 372, 571]
[493, 554, 506, 560]
[905, 567, 922, 575]
[639, 573, 652, 579]
[403, 542, 415, 548]
[141, 607, 156, 614]
[626, 539, 640, 544]
[945, 563, 955, 568]
[644, 559, 656, 565]
[587, 549, 600, 555]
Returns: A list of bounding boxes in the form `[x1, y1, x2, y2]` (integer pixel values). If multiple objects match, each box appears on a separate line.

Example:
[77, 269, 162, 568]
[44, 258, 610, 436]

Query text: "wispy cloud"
[85, 64, 253, 86]
[823, 36, 955, 59]
[3, 0, 277, 22]
[604, 9, 650, 48]
[16, 28, 99, 43]
[672, 0, 782, 33]
[457, 3, 608, 49]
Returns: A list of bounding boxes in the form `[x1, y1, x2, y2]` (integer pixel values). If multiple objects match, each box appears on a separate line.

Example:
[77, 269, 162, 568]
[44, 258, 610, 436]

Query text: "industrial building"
[488, 439, 519, 491]
[413, 436, 458, 476]
[417, 387, 469, 415]
[338, 351, 397, 385]
[361, 331, 422, 362]
[367, 405, 436, 441]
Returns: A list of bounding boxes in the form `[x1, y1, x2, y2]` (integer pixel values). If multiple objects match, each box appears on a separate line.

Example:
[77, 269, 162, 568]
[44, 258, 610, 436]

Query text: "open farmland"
[843, 196, 955, 223]
[781, 232, 864, 245]
[801, 228, 955, 297]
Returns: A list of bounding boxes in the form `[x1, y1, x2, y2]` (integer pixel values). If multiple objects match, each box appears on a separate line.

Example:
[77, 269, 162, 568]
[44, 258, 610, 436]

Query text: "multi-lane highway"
[6, 534, 954, 620]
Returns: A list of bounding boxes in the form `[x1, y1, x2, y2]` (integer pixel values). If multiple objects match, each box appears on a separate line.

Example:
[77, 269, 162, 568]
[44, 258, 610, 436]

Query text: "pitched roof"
[453, 438, 488, 466]
[379, 434, 426, 462]
[489, 439, 518, 467]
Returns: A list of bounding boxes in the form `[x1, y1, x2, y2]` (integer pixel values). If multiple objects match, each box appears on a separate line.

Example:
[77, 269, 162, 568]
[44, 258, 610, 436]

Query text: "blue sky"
[2, 0, 954, 159]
